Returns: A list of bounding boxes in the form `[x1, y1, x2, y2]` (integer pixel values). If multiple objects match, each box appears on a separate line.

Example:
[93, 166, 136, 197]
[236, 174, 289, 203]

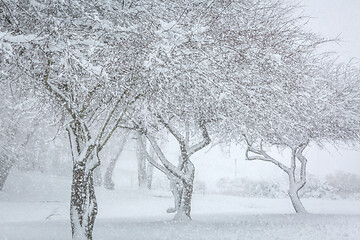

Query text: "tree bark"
[288, 179, 307, 213]
[104, 133, 128, 190]
[146, 160, 154, 190]
[0, 155, 13, 191]
[175, 161, 195, 220]
[146, 145, 156, 190]
[136, 133, 147, 188]
[288, 146, 307, 213]
[167, 177, 183, 213]
[70, 161, 98, 240]
[67, 123, 99, 240]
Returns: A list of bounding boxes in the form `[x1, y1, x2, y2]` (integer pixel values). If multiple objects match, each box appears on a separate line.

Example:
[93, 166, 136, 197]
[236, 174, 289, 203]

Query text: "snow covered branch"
[245, 143, 290, 174]
[188, 121, 211, 156]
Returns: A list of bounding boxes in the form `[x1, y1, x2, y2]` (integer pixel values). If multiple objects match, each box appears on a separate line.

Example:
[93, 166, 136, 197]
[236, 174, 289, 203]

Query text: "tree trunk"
[245, 142, 309, 214]
[104, 133, 128, 190]
[174, 161, 195, 220]
[167, 177, 183, 213]
[146, 146, 155, 190]
[67, 123, 99, 240]
[142, 121, 210, 221]
[70, 160, 98, 240]
[146, 162, 153, 190]
[136, 133, 148, 188]
[174, 183, 193, 220]
[104, 157, 117, 190]
[288, 179, 307, 213]
[0, 155, 13, 191]
[288, 146, 307, 214]
[93, 167, 102, 186]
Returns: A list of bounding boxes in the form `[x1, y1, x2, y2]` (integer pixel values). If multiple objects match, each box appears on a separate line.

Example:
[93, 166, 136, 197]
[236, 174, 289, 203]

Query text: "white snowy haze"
[1, 1, 360, 240]
[302, 0, 360, 60]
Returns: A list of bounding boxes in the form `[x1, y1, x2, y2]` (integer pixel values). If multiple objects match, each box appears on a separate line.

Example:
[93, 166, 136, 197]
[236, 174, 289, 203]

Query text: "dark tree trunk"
[70, 162, 98, 240]
[67, 122, 99, 240]
[175, 161, 195, 220]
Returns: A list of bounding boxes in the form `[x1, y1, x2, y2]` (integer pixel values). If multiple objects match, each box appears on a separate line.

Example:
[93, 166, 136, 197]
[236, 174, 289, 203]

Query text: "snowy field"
[1, 170, 360, 240]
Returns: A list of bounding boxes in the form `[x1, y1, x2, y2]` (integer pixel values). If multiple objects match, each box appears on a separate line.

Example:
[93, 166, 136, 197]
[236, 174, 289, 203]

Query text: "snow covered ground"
[1, 170, 360, 240]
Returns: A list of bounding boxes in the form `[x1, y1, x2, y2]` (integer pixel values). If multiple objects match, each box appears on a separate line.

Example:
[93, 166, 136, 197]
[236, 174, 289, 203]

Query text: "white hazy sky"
[301, 0, 360, 60]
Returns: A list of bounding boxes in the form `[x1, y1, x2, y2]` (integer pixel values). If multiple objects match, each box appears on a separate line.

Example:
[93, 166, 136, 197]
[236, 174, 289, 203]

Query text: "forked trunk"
[168, 177, 183, 213]
[142, 120, 210, 221]
[288, 178, 307, 213]
[174, 182, 193, 220]
[245, 141, 309, 214]
[174, 162, 195, 221]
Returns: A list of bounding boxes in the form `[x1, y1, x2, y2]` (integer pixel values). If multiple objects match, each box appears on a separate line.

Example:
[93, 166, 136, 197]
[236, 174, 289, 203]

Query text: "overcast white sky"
[301, 0, 360, 60]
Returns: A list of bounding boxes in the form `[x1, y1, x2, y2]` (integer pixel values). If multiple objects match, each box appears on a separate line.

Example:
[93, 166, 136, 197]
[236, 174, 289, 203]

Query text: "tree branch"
[137, 132, 168, 176]
[295, 141, 309, 188]
[156, 115, 186, 145]
[188, 121, 211, 156]
[145, 133, 185, 181]
[42, 58, 79, 122]
[245, 143, 290, 174]
[98, 93, 141, 152]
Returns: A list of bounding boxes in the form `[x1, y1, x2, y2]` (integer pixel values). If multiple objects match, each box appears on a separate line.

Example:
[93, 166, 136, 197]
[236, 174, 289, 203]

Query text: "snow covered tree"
[136, 133, 148, 188]
[1, 0, 358, 230]
[0, 89, 18, 190]
[136, 132, 154, 189]
[0, 1, 151, 239]
[134, 118, 211, 220]
[122, 0, 230, 219]
[206, 1, 360, 213]
[0, 81, 43, 190]
[245, 140, 309, 212]
[103, 130, 130, 190]
[242, 61, 360, 213]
